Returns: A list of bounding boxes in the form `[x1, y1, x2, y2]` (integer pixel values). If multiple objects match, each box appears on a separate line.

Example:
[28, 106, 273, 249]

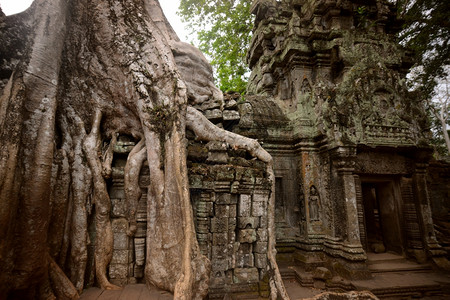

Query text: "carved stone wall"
[97, 95, 273, 297]
[240, 0, 447, 281]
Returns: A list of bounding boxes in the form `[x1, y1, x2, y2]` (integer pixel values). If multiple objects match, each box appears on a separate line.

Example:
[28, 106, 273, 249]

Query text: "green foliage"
[397, 0, 450, 97]
[178, 0, 253, 94]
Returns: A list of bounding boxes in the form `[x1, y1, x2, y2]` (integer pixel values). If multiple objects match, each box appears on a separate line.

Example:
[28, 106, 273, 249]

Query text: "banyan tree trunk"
[0, 0, 289, 299]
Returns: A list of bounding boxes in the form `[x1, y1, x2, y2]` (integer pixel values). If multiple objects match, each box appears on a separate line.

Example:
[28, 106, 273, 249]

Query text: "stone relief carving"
[308, 185, 321, 222]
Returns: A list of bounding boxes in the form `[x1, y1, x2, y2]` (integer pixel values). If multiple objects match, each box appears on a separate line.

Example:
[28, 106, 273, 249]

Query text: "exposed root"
[186, 106, 290, 299]
[102, 133, 117, 179]
[82, 109, 120, 291]
[64, 110, 91, 293]
[124, 139, 146, 237]
[172, 120, 210, 300]
[48, 254, 79, 300]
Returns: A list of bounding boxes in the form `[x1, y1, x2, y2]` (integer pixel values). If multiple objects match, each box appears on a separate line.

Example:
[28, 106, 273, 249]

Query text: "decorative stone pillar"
[331, 147, 361, 247]
[329, 146, 369, 279]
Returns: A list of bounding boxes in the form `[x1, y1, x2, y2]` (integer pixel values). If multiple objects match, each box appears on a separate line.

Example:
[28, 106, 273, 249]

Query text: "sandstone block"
[257, 229, 268, 242]
[216, 193, 231, 204]
[236, 252, 254, 268]
[109, 263, 128, 279]
[223, 110, 240, 121]
[254, 241, 268, 254]
[215, 204, 229, 217]
[111, 218, 128, 232]
[212, 245, 228, 260]
[233, 268, 259, 283]
[254, 253, 267, 269]
[238, 217, 259, 229]
[313, 267, 332, 280]
[238, 194, 252, 217]
[111, 250, 129, 264]
[113, 232, 129, 250]
[252, 201, 266, 217]
[213, 233, 228, 245]
[112, 199, 127, 217]
[239, 229, 257, 243]
[205, 109, 222, 120]
[211, 217, 228, 233]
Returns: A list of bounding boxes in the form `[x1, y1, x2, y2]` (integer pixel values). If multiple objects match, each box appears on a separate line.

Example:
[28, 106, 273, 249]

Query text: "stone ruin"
[2, 0, 448, 299]
[85, 0, 450, 298]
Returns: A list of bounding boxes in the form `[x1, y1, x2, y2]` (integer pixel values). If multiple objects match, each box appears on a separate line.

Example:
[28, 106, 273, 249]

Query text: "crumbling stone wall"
[85, 94, 273, 297]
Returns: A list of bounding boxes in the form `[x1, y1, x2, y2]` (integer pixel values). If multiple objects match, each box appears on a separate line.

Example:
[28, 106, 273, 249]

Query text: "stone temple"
[96, 0, 450, 298]
[2, 0, 448, 299]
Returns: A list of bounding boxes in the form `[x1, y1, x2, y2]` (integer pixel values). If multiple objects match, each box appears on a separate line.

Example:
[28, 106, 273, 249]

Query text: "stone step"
[368, 261, 432, 273]
[353, 271, 450, 299]
[279, 266, 296, 280]
[366, 252, 407, 265]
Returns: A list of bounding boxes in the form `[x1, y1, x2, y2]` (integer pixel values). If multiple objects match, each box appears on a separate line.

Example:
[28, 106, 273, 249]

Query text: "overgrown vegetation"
[396, 0, 450, 155]
[178, 0, 253, 94]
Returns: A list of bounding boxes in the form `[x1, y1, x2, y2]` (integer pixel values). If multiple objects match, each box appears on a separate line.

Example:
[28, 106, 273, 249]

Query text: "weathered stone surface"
[238, 229, 257, 243]
[254, 253, 267, 269]
[223, 110, 240, 121]
[254, 241, 268, 254]
[113, 232, 129, 250]
[233, 268, 259, 284]
[109, 264, 128, 279]
[313, 267, 333, 280]
[238, 217, 259, 229]
[238, 194, 252, 217]
[211, 217, 228, 233]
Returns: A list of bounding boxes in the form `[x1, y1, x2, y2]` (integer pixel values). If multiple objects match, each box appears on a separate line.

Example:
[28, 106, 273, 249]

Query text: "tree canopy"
[396, 0, 450, 154]
[397, 0, 450, 97]
[178, 0, 253, 94]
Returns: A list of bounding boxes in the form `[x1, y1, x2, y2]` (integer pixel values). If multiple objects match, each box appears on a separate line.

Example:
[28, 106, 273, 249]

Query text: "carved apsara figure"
[308, 185, 321, 221]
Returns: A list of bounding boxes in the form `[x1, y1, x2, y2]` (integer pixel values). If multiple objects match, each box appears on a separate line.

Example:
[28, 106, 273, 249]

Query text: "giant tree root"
[82, 109, 120, 291]
[124, 138, 146, 237]
[186, 106, 290, 299]
[48, 254, 79, 300]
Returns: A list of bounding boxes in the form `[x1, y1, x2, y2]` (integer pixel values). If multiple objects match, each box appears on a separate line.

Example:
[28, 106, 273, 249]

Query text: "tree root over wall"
[0, 0, 290, 299]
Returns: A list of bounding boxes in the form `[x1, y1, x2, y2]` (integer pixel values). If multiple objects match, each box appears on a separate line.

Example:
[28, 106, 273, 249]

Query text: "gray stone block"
[260, 215, 268, 228]
[211, 258, 229, 272]
[111, 250, 129, 264]
[111, 218, 128, 233]
[233, 268, 259, 283]
[205, 109, 222, 120]
[113, 232, 129, 250]
[229, 205, 237, 217]
[212, 245, 228, 260]
[253, 193, 268, 202]
[238, 229, 257, 243]
[257, 229, 268, 242]
[238, 194, 252, 217]
[215, 204, 229, 217]
[112, 199, 127, 217]
[254, 241, 268, 254]
[213, 233, 228, 245]
[254, 253, 267, 269]
[252, 201, 266, 217]
[223, 110, 240, 121]
[238, 217, 259, 229]
[313, 267, 332, 280]
[216, 193, 231, 204]
[109, 263, 128, 279]
[211, 217, 228, 233]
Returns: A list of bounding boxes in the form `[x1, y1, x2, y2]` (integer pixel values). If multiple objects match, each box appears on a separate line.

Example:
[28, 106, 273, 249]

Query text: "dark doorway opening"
[361, 180, 403, 255]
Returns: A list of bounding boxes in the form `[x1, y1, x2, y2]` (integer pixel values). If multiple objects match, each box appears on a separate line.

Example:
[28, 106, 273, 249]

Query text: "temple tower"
[242, 0, 447, 279]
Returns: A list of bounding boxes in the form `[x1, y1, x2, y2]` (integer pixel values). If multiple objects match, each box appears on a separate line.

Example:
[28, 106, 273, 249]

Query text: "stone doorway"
[360, 179, 404, 255]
